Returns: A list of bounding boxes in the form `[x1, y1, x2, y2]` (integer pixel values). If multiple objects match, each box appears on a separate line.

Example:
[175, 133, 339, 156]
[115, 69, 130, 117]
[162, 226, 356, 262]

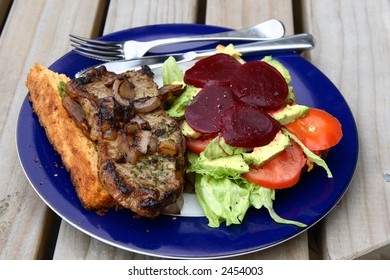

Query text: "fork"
[70, 19, 285, 61]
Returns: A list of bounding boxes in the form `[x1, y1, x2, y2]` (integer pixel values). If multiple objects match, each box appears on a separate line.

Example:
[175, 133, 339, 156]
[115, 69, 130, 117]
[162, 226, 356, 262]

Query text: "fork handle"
[233, 33, 315, 54]
[188, 19, 285, 39]
[127, 19, 286, 58]
[192, 33, 316, 58]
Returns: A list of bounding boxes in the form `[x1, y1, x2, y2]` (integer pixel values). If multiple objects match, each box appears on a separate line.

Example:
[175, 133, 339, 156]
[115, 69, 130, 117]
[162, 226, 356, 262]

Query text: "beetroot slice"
[185, 85, 237, 134]
[184, 53, 241, 88]
[221, 104, 281, 148]
[230, 61, 289, 110]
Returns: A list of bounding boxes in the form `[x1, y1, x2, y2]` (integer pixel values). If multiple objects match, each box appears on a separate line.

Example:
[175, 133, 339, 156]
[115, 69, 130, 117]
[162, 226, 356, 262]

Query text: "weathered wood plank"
[204, 0, 295, 35]
[0, 0, 13, 34]
[0, 0, 106, 259]
[300, 0, 390, 259]
[102, 0, 200, 34]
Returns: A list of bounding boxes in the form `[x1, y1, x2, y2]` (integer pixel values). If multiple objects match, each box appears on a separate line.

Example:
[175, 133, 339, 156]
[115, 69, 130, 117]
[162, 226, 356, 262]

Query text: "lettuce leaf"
[203, 136, 251, 159]
[194, 174, 307, 228]
[162, 56, 184, 85]
[162, 56, 200, 118]
[195, 175, 250, 228]
[248, 182, 307, 227]
[282, 128, 333, 178]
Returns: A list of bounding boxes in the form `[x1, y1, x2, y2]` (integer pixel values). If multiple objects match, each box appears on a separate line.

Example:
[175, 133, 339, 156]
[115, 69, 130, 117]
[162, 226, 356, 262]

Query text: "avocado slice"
[243, 131, 290, 166]
[270, 104, 309, 125]
[187, 152, 249, 179]
[181, 120, 202, 139]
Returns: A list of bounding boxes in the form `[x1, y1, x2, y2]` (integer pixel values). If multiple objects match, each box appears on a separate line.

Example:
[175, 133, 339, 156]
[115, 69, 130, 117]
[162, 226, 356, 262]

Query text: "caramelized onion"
[62, 95, 91, 139]
[162, 195, 184, 214]
[117, 132, 137, 164]
[135, 130, 152, 154]
[134, 96, 161, 113]
[149, 137, 158, 153]
[112, 79, 131, 106]
[119, 79, 135, 99]
[102, 128, 118, 141]
[158, 139, 178, 155]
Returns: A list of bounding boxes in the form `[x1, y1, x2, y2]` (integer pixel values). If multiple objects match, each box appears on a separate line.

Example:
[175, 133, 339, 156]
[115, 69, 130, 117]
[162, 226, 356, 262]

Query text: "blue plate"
[16, 24, 358, 259]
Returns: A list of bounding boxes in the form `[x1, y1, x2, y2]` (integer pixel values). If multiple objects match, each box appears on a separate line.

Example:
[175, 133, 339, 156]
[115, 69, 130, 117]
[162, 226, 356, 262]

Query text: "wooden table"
[0, 0, 389, 260]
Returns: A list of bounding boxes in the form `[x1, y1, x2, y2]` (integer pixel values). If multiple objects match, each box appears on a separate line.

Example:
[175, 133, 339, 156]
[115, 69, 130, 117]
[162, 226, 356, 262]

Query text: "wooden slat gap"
[91, 0, 111, 38]
[291, 0, 304, 34]
[196, 0, 207, 24]
[307, 222, 324, 259]
[0, 0, 13, 36]
[36, 208, 62, 259]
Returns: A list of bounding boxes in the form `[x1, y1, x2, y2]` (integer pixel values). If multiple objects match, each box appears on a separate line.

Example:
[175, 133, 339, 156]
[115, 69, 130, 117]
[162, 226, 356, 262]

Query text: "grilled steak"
[64, 66, 186, 218]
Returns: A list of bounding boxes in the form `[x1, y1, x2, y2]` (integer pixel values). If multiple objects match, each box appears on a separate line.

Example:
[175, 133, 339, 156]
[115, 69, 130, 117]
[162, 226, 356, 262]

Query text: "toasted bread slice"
[26, 63, 114, 210]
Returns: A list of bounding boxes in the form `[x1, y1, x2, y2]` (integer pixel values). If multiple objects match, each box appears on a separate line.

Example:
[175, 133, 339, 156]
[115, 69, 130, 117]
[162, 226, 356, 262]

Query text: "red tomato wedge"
[186, 137, 213, 154]
[285, 108, 343, 151]
[242, 141, 306, 189]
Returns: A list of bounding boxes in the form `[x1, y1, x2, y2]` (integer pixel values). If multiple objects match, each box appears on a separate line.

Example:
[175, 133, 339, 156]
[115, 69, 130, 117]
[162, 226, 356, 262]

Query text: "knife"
[76, 33, 315, 77]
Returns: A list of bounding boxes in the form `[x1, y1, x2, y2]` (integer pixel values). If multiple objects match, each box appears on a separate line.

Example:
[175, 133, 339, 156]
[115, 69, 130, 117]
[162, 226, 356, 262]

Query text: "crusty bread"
[26, 63, 115, 210]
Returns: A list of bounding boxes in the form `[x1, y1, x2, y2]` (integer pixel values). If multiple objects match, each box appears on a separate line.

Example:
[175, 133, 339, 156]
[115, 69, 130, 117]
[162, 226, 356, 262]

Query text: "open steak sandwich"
[26, 63, 186, 218]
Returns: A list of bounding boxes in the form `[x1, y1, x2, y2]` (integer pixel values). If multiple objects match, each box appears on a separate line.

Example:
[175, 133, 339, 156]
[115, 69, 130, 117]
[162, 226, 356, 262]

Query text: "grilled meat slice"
[65, 66, 136, 141]
[63, 66, 186, 217]
[99, 109, 186, 217]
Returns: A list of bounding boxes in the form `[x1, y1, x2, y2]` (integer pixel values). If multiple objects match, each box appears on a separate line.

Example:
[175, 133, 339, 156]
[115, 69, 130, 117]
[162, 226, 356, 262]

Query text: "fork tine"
[69, 34, 124, 60]
[69, 34, 121, 46]
[70, 39, 120, 51]
[70, 39, 122, 52]
[72, 48, 122, 61]
[71, 44, 123, 56]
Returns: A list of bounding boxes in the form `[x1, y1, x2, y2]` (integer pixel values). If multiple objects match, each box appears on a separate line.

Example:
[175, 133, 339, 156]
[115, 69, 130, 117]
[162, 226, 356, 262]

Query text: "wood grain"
[300, 0, 390, 259]
[102, 0, 200, 34]
[204, 0, 295, 35]
[0, 0, 105, 259]
[0, 0, 12, 34]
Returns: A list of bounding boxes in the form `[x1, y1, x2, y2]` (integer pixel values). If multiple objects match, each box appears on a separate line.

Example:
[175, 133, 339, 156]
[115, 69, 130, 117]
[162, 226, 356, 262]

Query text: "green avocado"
[187, 152, 249, 179]
[203, 136, 251, 159]
[181, 120, 201, 139]
[200, 154, 249, 176]
[270, 104, 309, 125]
[243, 131, 290, 166]
[166, 85, 200, 118]
[262, 56, 291, 84]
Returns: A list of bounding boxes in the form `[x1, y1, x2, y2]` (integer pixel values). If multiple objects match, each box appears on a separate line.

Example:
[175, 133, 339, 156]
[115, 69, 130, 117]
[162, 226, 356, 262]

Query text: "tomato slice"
[242, 141, 306, 189]
[285, 108, 343, 151]
[186, 137, 213, 154]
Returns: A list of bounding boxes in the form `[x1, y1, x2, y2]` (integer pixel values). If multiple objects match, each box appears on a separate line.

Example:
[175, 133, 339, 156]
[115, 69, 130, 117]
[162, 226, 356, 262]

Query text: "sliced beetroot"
[185, 85, 237, 134]
[184, 53, 241, 88]
[230, 61, 289, 110]
[221, 104, 281, 148]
